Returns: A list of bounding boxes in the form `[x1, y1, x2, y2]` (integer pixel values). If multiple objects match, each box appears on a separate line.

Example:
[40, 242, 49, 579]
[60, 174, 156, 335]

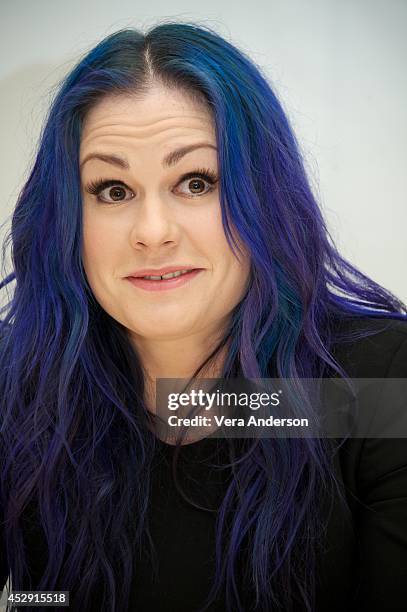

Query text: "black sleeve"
[350, 335, 407, 611]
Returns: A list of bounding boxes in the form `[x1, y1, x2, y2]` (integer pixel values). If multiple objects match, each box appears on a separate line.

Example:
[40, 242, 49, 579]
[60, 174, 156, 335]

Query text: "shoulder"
[334, 316, 407, 504]
[329, 315, 407, 378]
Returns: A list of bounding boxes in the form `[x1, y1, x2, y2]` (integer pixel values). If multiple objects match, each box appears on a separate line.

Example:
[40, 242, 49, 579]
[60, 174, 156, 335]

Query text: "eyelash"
[84, 167, 219, 205]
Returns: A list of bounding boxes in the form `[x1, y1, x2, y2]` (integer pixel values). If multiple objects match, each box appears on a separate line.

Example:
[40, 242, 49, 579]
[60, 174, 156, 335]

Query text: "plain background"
[0, 0, 406, 306]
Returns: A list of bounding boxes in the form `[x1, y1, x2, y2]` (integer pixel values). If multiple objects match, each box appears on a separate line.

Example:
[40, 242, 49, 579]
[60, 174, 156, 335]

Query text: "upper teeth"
[143, 269, 191, 280]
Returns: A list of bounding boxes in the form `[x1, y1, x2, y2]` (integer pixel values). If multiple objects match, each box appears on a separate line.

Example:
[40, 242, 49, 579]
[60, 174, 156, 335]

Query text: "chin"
[128, 321, 195, 341]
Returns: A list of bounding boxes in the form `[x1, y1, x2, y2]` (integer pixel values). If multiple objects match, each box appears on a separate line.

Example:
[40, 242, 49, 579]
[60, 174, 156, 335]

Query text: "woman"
[0, 22, 406, 612]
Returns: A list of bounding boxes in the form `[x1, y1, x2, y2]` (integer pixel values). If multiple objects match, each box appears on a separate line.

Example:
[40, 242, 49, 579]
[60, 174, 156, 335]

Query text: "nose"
[129, 194, 179, 250]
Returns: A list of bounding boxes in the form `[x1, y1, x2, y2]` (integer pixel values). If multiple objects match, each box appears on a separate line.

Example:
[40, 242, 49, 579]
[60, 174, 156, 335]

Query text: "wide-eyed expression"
[80, 84, 251, 343]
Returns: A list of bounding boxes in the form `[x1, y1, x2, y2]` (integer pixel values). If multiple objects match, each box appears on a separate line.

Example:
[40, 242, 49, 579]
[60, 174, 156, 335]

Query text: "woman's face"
[80, 84, 251, 344]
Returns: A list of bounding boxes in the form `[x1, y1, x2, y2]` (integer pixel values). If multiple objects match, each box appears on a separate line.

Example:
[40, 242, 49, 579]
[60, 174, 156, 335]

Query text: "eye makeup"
[84, 167, 219, 204]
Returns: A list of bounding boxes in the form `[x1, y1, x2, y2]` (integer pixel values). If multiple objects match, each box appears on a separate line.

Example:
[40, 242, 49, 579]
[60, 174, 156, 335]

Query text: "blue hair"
[0, 21, 406, 611]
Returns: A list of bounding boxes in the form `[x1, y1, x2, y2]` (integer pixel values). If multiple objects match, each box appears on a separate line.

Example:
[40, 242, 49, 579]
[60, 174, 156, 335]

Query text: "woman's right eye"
[85, 179, 134, 204]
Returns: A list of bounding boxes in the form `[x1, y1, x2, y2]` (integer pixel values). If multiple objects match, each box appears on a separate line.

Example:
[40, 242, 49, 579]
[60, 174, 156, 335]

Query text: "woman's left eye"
[175, 172, 218, 198]
[84, 169, 218, 205]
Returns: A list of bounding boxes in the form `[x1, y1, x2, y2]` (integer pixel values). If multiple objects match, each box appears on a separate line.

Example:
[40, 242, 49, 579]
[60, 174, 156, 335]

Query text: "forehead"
[80, 86, 216, 153]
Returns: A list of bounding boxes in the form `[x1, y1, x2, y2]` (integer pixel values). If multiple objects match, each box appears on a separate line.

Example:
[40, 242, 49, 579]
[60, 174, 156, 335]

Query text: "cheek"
[206, 225, 251, 294]
[194, 206, 250, 275]
[193, 205, 230, 256]
[222, 239, 251, 298]
[81, 213, 118, 279]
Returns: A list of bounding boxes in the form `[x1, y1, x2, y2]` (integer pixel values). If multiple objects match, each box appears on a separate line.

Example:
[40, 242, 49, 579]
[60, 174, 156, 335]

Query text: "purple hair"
[0, 22, 406, 612]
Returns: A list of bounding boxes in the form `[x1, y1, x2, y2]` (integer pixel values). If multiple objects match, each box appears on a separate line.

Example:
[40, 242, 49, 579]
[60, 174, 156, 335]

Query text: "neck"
[128, 322, 230, 413]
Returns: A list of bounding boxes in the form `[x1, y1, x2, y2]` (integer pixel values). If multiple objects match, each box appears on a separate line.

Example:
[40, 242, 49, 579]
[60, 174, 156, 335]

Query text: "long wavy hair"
[1, 22, 406, 612]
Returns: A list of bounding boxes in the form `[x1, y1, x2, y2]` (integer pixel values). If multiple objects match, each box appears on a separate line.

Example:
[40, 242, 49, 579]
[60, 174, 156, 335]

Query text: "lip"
[125, 268, 204, 292]
[126, 265, 200, 278]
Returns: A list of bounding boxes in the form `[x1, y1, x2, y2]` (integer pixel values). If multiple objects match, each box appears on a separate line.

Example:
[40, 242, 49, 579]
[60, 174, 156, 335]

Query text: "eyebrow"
[80, 143, 217, 170]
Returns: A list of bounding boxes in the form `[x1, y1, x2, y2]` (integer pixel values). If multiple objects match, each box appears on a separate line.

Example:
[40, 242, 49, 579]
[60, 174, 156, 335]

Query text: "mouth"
[125, 268, 204, 292]
[135, 269, 195, 281]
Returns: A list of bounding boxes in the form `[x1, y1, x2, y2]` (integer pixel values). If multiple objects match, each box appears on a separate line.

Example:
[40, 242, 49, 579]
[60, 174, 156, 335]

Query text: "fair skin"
[80, 83, 251, 416]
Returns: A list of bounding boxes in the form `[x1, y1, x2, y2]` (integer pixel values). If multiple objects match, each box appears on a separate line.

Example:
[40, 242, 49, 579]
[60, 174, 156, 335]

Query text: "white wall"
[1, 0, 406, 304]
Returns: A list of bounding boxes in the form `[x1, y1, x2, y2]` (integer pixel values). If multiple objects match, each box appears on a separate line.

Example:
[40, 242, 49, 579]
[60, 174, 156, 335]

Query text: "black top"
[2, 315, 407, 611]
